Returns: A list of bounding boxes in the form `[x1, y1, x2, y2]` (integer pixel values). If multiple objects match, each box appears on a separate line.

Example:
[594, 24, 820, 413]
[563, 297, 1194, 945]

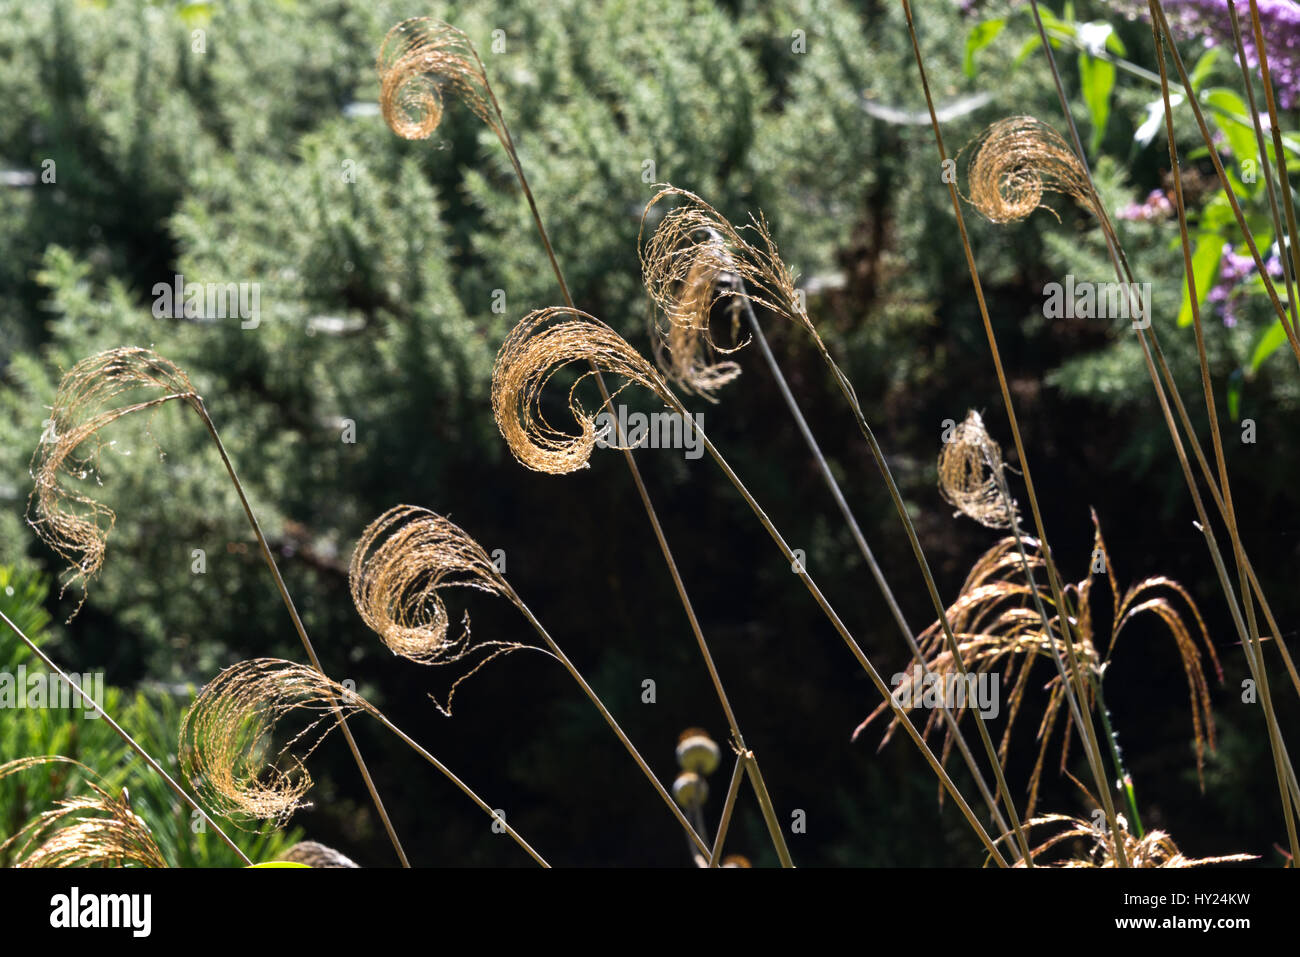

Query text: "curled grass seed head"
[939, 410, 1017, 529]
[640, 186, 816, 349]
[377, 18, 501, 142]
[964, 116, 1096, 225]
[492, 307, 675, 474]
[351, 505, 514, 663]
[350, 505, 532, 712]
[179, 658, 377, 827]
[646, 229, 744, 401]
[27, 347, 196, 613]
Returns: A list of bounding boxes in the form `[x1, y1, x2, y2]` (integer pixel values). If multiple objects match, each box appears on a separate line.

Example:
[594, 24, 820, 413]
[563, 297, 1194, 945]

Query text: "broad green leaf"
[1204, 88, 1262, 193]
[1079, 52, 1115, 155]
[1249, 318, 1289, 374]
[964, 19, 1006, 78]
[1189, 46, 1222, 93]
[1227, 368, 1243, 420]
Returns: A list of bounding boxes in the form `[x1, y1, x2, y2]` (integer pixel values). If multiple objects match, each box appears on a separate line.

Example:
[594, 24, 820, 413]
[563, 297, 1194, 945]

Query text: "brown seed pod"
[377, 18, 502, 142]
[178, 658, 378, 827]
[963, 116, 1096, 224]
[938, 410, 1017, 529]
[675, 728, 721, 776]
[27, 347, 197, 612]
[491, 307, 675, 475]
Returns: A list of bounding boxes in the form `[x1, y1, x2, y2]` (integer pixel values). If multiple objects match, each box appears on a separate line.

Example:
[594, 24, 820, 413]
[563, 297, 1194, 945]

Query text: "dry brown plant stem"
[0, 608, 251, 865]
[1021, 0, 1299, 852]
[899, 0, 1127, 864]
[503, 588, 714, 858]
[734, 286, 1014, 846]
[1146, 9, 1300, 855]
[384, 21, 798, 866]
[189, 399, 411, 867]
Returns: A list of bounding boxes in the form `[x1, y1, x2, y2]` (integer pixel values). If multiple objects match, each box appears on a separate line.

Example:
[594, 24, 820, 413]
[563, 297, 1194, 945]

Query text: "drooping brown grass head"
[27, 347, 197, 613]
[0, 756, 167, 868]
[938, 410, 1017, 529]
[855, 512, 1222, 816]
[179, 658, 377, 827]
[1008, 811, 1254, 868]
[492, 307, 675, 474]
[964, 116, 1097, 224]
[377, 18, 503, 143]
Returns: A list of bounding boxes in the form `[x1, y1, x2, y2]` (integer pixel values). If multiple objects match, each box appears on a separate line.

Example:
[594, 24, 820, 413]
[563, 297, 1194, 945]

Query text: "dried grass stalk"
[178, 658, 377, 827]
[350, 505, 533, 713]
[377, 18, 502, 142]
[939, 410, 1017, 528]
[856, 514, 1221, 816]
[964, 116, 1097, 224]
[27, 347, 197, 611]
[492, 307, 674, 474]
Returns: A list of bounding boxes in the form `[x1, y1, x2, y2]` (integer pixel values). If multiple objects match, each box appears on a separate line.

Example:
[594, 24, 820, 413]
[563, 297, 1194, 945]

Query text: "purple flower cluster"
[1117, 0, 1300, 108]
[1208, 241, 1285, 325]
[1117, 188, 1176, 220]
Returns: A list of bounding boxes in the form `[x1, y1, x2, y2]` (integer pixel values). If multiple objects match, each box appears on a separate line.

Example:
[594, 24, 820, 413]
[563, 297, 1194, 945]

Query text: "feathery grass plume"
[648, 246, 744, 402]
[179, 658, 378, 827]
[963, 116, 1097, 224]
[855, 515, 1221, 815]
[27, 347, 197, 613]
[4, 784, 168, 869]
[1009, 812, 1255, 868]
[350, 505, 535, 713]
[0, 757, 167, 868]
[939, 410, 1017, 529]
[640, 186, 824, 350]
[377, 18, 502, 143]
[492, 307, 674, 474]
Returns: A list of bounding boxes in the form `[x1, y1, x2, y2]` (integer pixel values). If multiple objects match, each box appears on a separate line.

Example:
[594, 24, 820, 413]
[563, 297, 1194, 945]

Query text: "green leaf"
[1189, 46, 1222, 93]
[1079, 52, 1115, 155]
[1179, 233, 1226, 327]
[964, 19, 1006, 79]
[1204, 88, 1261, 193]
[1227, 368, 1243, 420]
[1249, 318, 1289, 375]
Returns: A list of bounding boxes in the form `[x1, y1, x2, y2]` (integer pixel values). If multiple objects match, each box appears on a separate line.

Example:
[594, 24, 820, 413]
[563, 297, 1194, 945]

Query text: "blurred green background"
[1, 0, 1297, 866]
